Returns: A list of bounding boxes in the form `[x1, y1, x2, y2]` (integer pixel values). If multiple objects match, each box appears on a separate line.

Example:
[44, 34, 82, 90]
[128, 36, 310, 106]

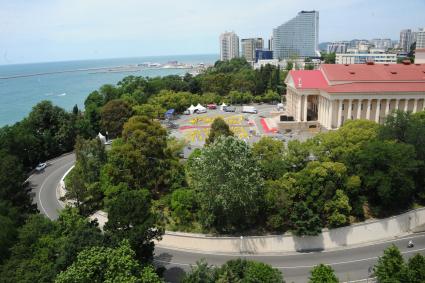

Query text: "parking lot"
[165, 103, 318, 156]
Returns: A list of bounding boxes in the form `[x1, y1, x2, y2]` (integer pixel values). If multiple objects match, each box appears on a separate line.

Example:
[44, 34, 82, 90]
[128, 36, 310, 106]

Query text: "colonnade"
[286, 88, 425, 129]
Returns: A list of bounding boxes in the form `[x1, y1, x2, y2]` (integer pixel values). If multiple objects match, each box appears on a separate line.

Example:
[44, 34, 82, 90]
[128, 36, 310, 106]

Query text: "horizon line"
[0, 53, 220, 67]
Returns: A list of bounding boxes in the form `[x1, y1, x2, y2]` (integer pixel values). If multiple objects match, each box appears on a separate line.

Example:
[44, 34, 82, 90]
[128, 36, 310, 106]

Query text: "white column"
[413, 99, 418, 113]
[357, 99, 362, 119]
[395, 99, 400, 110]
[337, 99, 343, 127]
[328, 100, 334, 129]
[303, 95, 308, 122]
[404, 99, 409, 112]
[323, 99, 328, 127]
[297, 95, 302, 121]
[319, 97, 323, 122]
[375, 99, 381, 123]
[385, 99, 390, 116]
[347, 99, 353, 120]
[366, 99, 371, 120]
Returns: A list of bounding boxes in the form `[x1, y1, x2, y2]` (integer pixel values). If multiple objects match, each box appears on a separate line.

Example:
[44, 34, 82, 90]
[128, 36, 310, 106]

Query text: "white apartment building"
[416, 28, 425, 49]
[283, 63, 425, 130]
[273, 11, 320, 59]
[327, 42, 348, 54]
[400, 29, 413, 52]
[219, 32, 239, 61]
[370, 38, 393, 50]
[336, 53, 397, 64]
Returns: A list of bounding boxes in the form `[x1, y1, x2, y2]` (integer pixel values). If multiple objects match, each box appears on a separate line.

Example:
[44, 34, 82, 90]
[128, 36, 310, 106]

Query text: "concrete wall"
[156, 207, 425, 253]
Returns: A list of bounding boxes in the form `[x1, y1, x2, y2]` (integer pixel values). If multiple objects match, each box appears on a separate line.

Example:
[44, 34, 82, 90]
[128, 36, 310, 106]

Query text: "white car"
[35, 162, 47, 171]
[242, 106, 258, 114]
[195, 108, 207, 114]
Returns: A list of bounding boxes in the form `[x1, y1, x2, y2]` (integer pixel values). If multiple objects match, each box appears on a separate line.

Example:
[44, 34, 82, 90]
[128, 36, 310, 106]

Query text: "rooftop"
[288, 63, 425, 93]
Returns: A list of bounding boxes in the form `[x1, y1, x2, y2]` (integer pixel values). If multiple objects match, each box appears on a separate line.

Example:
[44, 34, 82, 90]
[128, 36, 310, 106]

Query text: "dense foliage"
[373, 245, 425, 282]
[182, 259, 284, 283]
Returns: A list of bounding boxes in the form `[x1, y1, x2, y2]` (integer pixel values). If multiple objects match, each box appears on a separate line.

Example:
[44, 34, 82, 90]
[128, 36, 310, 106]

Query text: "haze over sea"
[0, 54, 218, 126]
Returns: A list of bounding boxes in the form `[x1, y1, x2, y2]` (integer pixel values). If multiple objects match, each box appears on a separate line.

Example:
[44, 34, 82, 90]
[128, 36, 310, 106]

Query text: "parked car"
[207, 104, 217, 109]
[194, 108, 207, 114]
[242, 106, 258, 114]
[35, 162, 47, 172]
[183, 110, 191, 115]
[223, 106, 236, 112]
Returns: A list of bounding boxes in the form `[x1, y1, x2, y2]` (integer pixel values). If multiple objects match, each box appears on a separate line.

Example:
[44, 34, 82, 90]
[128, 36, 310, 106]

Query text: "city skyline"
[1, 0, 425, 65]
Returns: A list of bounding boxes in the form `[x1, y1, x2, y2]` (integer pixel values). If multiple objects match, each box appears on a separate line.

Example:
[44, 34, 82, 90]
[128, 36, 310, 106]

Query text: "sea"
[0, 54, 218, 127]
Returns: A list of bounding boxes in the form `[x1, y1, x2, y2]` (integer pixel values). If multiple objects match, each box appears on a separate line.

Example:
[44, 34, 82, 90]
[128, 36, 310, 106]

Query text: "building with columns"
[283, 63, 425, 130]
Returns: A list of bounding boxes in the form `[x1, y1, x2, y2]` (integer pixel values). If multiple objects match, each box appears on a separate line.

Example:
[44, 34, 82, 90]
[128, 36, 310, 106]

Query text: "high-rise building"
[400, 29, 413, 52]
[371, 38, 393, 50]
[327, 42, 349, 54]
[416, 28, 425, 49]
[219, 31, 239, 61]
[241, 38, 264, 62]
[268, 37, 273, 51]
[272, 10, 319, 59]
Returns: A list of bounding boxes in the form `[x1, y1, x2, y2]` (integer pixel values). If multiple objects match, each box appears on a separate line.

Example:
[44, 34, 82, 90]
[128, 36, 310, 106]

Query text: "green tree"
[324, 190, 352, 228]
[100, 99, 133, 138]
[373, 245, 408, 282]
[187, 136, 264, 232]
[182, 259, 216, 283]
[133, 103, 166, 120]
[170, 189, 198, 226]
[205, 117, 234, 145]
[104, 190, 163, 262]
[356, 141, 419, 214]
[55, 240, 162, 283]
[290, 201, 322, 236]
[102, 116, 171, 196]
[309, 264, 338, 283]
[407, 253, 425, 283]
[243, 260, 284, 283]
[65, 137, 106, 215]
[252, 137, 287, 180]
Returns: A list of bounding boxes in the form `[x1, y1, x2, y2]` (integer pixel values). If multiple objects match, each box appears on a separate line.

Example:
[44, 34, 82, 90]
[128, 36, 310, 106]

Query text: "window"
[342, 104, 345, 110]
[361, 103, 364, 110]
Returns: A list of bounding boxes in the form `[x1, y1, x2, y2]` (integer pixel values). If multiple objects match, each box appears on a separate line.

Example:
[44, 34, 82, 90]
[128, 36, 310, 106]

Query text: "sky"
[0, 0, 424, 65]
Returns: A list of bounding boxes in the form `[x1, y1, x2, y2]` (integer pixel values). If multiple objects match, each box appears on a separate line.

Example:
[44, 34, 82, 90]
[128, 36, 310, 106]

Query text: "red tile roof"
[288, 70, 328, 89]
[321, 64, 425, 82]
[287, 64, 425, 93]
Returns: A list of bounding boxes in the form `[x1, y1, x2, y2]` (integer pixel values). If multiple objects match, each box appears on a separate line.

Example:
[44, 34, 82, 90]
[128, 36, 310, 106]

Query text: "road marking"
[154, 247, 425, 270]
[38, 160, 75, 219]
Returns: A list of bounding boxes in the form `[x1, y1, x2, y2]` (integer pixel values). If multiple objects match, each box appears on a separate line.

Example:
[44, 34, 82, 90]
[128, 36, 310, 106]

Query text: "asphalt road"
[30, 153, 425, 283]
[29, 153, 76, 220]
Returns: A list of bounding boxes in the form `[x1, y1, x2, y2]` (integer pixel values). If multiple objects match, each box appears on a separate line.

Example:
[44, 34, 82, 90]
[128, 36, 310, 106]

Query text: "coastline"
[0, 63, 207, 80]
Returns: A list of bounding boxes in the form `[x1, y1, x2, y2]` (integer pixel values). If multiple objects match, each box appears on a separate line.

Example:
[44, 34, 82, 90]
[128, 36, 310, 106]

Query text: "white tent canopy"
[97, 132, 106, 144]
[195, 103, 206, 111]
[220, 102, 227, 111]
[187, 104, 197, 114]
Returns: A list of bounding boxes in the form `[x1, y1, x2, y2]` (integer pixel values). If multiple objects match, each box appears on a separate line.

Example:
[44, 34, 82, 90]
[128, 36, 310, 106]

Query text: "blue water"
[0, 54, 218, 126]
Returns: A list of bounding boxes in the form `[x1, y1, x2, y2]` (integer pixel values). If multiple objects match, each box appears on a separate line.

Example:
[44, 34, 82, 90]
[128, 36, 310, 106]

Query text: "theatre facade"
[283, 63, 425, 129]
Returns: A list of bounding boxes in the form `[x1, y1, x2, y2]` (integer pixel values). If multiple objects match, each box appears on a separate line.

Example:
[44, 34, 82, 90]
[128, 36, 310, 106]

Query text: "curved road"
[30, 153, 425, 283]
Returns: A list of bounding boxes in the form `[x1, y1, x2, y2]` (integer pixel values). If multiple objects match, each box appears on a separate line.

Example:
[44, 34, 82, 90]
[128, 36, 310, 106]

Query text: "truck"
[242, 106, 258, 114]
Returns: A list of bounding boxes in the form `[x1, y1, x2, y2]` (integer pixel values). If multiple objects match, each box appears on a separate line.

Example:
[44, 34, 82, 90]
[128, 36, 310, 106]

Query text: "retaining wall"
[59, 164, 425, 254]
[156, 207, 425, 253]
